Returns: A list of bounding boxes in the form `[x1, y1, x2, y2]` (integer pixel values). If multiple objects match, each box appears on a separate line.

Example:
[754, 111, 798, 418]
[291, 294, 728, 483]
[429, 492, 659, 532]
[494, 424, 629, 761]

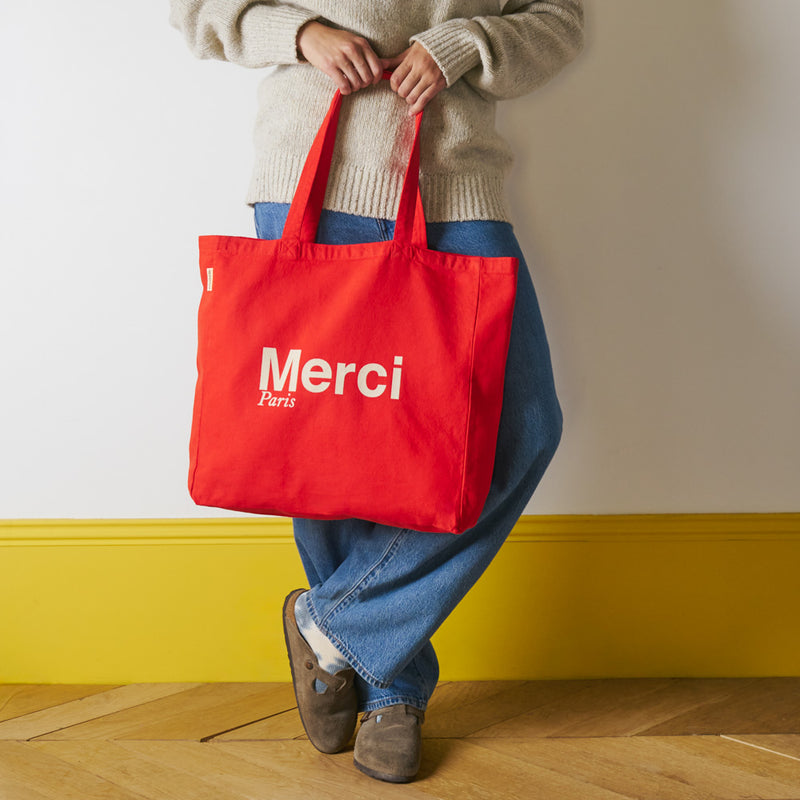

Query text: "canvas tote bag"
[188, 84, 518, 534]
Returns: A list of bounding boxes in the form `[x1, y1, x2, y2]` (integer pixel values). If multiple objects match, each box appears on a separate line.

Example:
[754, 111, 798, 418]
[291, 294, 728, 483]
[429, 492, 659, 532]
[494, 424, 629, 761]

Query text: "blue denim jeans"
[254, 203, 562, 713]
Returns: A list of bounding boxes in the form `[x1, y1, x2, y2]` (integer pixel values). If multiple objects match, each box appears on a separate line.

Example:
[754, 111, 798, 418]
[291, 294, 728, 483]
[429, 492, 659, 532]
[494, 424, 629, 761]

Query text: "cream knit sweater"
[170, 1, 583, 222]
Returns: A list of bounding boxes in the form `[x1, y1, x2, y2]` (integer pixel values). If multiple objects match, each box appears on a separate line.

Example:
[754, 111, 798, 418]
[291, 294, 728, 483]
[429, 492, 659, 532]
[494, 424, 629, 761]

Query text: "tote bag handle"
[282, 72, 427, 250]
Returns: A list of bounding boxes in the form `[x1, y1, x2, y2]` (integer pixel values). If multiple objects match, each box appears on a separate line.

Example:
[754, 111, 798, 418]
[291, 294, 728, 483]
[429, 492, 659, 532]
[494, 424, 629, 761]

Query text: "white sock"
[294, 592, 350, 680]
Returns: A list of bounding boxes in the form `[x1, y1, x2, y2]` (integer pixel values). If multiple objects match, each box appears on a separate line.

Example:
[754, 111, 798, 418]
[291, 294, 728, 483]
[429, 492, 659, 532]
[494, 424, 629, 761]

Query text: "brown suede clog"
[353, 703, 425, 783]
[282, 588, 358, 754]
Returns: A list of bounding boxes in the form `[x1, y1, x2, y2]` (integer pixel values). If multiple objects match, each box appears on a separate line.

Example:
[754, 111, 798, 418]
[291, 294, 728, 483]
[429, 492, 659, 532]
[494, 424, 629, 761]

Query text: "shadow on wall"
[501, 0, 800, 513]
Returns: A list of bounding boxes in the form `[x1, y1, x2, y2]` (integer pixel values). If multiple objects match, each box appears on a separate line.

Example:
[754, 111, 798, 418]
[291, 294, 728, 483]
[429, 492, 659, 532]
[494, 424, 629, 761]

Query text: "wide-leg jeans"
[254, 202, 562, 713]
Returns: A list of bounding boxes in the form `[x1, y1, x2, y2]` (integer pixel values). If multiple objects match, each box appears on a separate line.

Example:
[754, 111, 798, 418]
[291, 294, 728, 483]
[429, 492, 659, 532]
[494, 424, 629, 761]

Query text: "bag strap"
[282, 73, 427, 250]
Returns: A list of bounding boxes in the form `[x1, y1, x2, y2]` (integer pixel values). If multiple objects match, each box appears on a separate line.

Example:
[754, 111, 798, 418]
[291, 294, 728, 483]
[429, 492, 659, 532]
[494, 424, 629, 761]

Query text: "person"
[170, 0, 584, 784]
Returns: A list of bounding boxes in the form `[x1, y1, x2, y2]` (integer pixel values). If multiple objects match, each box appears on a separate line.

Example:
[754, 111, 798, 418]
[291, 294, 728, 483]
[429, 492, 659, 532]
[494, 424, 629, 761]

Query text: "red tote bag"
[189, 87, 518, 534]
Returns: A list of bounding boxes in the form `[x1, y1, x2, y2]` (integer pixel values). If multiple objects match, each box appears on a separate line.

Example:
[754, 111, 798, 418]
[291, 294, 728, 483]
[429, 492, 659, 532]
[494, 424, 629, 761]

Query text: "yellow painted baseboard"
[1, 515, 799, 683]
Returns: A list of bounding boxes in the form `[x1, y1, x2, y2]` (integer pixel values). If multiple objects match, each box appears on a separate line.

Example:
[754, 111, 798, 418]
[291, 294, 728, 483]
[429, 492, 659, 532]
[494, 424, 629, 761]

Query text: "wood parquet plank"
[0, 684, 201, 741]
[0, 768, 54, 800]
[463, 678, 676, 738]
[213, 707, 307, 742]
[474, 737, 706, 800]
[423, 679, 594, 739]
[128, 739, 433, 800]
[668, 735, 800, 791]
[119, 740, 317, 800]
[0, 741, 149, 800]
[473, 736, 800, 800]
[423, 680, 526, 716]
[463, 678, 794, 740]
[641, 677, 800, 735]
[0, 685, 120, 723]
[28, 740, 249, 800]
[214, 738, 628, 800]
[415, 738, 633, 800]
[597, 678, 760, 737]
[469, 678, 756, 739]
[728, 733, 800, 761]
[35, 683, 295, 742]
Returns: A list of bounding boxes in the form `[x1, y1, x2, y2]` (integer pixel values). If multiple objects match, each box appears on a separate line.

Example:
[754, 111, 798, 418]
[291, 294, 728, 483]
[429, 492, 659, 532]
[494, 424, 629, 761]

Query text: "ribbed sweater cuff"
[410, 20, 482, 87]
[239, 5, 320, 65]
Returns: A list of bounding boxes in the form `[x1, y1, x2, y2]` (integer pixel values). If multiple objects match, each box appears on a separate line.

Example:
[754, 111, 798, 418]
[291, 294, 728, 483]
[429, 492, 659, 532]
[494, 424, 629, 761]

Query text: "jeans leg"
[292, 518, 442, 711]
[254, 205, 562, 712]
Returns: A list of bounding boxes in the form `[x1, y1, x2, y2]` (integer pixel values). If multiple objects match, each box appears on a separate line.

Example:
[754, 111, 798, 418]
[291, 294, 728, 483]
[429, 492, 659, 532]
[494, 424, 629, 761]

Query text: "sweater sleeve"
[169, 0, 319, 67]
[409, 0, 584, 100]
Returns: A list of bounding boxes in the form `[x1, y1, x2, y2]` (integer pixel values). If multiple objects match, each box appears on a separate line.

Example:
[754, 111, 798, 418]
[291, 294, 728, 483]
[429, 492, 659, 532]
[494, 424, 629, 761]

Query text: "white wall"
[1, 1, 798, 518]
[513, 0, 800, 512]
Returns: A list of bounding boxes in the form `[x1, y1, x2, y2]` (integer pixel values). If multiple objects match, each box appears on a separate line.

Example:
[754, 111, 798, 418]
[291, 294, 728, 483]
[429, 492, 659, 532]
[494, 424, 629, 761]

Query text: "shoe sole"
[353, 757, 417, 784]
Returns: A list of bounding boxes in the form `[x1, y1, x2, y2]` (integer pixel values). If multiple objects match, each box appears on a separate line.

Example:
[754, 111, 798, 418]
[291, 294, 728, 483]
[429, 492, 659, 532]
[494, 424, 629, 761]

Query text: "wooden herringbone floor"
[1, 679, 800, 799]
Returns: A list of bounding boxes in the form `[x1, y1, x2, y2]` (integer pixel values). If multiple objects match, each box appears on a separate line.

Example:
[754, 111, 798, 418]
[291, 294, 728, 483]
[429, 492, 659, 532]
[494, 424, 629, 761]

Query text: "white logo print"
[258, 348, 403, 407]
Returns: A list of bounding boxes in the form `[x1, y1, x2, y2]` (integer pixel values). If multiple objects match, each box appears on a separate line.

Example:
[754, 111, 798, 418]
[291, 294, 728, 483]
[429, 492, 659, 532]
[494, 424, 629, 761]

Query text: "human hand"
[297, 21, 383, 95]
[383, 42, 446, 115]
